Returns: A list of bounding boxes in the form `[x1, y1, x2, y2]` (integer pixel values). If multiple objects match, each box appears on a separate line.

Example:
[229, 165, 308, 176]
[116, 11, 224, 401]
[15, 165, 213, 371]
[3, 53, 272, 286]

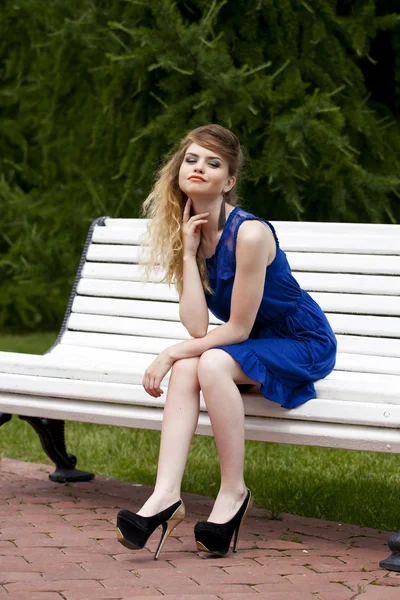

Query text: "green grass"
[1, 333, 399, 532]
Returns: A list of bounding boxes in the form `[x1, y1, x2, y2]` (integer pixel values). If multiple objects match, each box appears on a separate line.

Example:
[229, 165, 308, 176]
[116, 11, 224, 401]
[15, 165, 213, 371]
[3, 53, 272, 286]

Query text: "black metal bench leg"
[14, 415, 95, 483]
[380, 532, 400, 572]
[0, 413, 12, 426]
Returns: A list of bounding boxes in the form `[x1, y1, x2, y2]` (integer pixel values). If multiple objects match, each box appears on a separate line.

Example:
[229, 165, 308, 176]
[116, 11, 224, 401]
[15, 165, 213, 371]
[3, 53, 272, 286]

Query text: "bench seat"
[0, 341, 400, 453]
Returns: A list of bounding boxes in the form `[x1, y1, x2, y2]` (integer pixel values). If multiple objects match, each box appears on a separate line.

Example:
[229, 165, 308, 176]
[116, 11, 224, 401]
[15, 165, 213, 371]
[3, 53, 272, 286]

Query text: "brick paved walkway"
[0, 457, 398, 600]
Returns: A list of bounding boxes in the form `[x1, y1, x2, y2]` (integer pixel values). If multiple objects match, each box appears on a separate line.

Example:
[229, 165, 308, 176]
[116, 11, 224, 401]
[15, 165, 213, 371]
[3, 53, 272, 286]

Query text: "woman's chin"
[180, 188, 214, 202]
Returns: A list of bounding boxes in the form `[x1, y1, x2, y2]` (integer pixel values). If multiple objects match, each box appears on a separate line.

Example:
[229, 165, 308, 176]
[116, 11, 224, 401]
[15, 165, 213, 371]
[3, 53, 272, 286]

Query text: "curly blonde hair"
[140, 124, 244, 297]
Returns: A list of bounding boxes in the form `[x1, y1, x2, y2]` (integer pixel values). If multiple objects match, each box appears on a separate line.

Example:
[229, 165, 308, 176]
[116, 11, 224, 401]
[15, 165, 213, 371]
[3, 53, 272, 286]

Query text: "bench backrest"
[56, 217, 400, 376]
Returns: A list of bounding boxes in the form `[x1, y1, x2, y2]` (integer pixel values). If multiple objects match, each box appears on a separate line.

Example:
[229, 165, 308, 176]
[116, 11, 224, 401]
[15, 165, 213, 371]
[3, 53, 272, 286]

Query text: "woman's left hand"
[142, 350, 175, 398]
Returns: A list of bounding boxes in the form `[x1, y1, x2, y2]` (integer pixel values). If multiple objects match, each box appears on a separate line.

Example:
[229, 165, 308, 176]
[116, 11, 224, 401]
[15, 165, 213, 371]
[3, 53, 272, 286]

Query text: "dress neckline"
[204, 206, 239, 262]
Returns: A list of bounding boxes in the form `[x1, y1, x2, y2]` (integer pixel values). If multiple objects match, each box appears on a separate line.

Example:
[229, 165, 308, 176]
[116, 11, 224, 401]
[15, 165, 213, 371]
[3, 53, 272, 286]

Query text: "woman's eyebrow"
[185, 152, 223, 161]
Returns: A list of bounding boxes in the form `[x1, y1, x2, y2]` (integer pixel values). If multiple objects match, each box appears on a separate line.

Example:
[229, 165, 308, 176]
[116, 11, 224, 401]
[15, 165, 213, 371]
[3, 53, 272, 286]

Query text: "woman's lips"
[189, 176, 206, 182]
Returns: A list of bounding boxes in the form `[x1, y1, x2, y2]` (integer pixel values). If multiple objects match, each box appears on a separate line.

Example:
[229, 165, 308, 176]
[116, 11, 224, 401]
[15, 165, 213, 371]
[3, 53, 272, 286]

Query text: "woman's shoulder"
[231, 207, 280, 262]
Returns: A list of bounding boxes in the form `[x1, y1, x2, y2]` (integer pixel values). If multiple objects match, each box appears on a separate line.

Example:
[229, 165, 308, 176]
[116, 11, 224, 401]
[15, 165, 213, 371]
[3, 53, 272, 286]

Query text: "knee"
[198, 349, 229, 388]
[170, 357, 201, 393]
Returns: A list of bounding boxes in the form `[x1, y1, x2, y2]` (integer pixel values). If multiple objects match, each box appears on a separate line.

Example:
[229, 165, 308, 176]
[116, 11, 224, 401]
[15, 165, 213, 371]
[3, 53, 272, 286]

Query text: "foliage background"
[1, 0, 400, 331]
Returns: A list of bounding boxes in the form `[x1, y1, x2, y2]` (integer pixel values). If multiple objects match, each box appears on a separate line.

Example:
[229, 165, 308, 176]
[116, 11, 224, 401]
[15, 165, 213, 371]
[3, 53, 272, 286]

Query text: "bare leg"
[197, 349, 260, 524]
[137, 357, 201, 516]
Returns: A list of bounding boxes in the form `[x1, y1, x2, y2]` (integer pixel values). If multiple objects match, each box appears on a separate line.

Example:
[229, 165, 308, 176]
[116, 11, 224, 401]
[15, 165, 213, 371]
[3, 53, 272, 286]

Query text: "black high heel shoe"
[116, 499, 185, 560]
[194, 489, 252, 556]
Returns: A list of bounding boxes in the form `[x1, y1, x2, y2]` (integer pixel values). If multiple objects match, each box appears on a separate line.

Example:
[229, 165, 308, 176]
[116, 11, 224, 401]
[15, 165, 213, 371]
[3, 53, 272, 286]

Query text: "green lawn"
[0, 333, 399, 532]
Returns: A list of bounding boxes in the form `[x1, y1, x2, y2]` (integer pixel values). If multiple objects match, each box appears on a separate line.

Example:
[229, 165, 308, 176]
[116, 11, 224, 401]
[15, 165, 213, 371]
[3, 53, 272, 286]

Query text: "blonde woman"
[116, 124, 337, 559]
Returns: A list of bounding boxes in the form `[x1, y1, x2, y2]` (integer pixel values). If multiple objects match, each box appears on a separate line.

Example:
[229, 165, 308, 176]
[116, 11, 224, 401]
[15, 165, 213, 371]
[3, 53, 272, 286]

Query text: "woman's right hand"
[182, 197, 209, 257]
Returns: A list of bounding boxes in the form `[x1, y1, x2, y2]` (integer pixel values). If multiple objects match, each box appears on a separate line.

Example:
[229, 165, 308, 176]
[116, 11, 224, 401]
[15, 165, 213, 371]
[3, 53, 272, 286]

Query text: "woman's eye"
[185, 157, 196, 163]
[209, 162, 220, 168]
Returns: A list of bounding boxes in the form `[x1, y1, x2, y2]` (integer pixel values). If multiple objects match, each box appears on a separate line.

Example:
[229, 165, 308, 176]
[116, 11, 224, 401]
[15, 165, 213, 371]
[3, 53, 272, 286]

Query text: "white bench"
[0, 215, 399, 570]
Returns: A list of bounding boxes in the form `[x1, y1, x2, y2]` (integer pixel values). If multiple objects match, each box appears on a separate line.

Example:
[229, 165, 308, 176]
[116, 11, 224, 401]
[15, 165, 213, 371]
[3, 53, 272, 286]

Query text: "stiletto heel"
[194, 489, 252, 556]
[154, 502, 186, 560]
[232, 493, 252, 552]
[116, 499, 185, 560]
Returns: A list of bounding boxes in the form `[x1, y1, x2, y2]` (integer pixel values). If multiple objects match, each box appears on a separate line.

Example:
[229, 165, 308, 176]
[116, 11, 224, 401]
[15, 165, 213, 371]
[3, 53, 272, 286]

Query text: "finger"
[144, 374, 153, 397]
[153, 379, 162, 397]
[191, 219, 208, 229]
[153, 379, 163, 397]
[146, 382, 155, 397]
[186, 209, 209, 224]
[190, 219, 208, 233]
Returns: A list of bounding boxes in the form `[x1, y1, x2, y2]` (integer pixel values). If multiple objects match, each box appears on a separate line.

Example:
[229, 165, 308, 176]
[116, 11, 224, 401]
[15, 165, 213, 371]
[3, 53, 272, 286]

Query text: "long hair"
[140, 124, 244, 297]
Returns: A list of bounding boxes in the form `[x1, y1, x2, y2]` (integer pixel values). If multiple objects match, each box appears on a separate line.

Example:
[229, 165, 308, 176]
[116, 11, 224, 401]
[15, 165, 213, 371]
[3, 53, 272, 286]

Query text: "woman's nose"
[194, 164, 204, 173]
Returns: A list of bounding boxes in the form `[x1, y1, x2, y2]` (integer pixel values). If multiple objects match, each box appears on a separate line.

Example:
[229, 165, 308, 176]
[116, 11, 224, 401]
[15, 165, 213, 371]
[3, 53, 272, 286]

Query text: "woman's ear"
[223, 176, 236, 194]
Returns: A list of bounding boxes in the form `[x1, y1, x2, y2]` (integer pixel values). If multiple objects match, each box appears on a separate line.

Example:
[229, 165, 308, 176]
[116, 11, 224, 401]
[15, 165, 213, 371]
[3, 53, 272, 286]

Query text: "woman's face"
[178, 142, 235, 200]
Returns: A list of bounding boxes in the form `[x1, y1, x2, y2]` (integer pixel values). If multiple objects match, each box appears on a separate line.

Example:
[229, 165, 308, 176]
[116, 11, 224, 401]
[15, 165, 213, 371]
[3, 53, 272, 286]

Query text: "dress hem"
[214, 345, 316, 410]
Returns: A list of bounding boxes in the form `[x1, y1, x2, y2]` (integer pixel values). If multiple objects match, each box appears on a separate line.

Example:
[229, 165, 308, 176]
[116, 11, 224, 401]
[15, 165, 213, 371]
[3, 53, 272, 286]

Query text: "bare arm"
[178, 198, 209, 338]
[179, 254, 209, 338]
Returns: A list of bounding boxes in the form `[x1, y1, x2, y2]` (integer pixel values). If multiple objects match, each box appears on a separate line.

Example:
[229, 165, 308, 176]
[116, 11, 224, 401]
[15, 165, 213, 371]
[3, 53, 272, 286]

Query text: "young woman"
[116, 124, 337, 560]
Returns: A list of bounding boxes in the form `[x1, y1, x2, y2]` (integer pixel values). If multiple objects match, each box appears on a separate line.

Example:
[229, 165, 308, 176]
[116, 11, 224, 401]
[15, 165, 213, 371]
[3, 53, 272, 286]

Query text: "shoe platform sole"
[196, 540, 226, 556]
[116, 527, 141, 550]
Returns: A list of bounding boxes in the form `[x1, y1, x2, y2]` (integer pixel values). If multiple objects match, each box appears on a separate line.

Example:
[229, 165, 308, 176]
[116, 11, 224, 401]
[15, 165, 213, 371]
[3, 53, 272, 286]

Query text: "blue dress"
[205, 206, 337, 409]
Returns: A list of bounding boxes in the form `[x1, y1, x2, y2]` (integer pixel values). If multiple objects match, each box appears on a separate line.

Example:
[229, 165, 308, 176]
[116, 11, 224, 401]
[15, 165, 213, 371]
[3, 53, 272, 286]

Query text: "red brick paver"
[0, 457, 398, 599]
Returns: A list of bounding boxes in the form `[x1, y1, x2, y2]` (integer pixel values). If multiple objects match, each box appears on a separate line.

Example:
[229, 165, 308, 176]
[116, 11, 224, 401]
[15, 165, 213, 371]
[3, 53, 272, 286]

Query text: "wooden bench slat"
[82, 263, 165, 283]
[312, 292, 400, 316]
[77, 279, 178, 302]
[81, 264, 400, 296]
[67, 313, 190, 338]
[77, 279, 400, 316]
[335, 352, 400, 376]
[104, 218, 400, 236]
[1, 392, 399, 452]
[297, 273, 400, 295]
[61, 331, 175, 354]
[335, 334, 400, 358]
[327, 313, 400, 337]
[87, 244, 144, 263]
[93, 227, 400, 254]
[67, 310, 400, 338]
[288, 253, 400, 275]
[60, 331, 400, 360]
[272, 221, 400, 235]
[86, 244, 400, 275]
[72, 296, 183, 322]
